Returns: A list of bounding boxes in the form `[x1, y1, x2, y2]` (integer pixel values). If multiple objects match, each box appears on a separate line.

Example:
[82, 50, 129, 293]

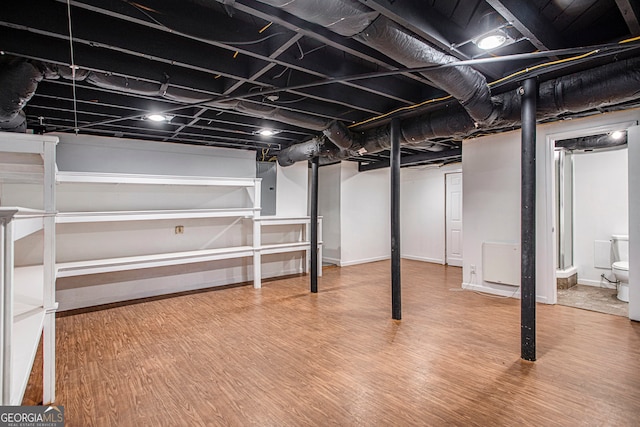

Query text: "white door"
[446, 172, 463, 266]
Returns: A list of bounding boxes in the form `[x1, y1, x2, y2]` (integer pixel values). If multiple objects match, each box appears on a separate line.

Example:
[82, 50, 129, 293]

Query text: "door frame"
[445, 170, 463, 266]
[545, 119, 637, 309]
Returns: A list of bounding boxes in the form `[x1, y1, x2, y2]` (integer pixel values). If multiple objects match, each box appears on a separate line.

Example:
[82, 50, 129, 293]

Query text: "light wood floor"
[25, 260, 640, 426]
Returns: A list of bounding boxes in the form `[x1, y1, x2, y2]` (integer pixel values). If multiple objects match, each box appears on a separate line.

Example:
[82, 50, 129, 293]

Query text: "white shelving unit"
[55, 171, 322, 292]
[1, 133, 322, 404]
[254, 216, 323, 288]
[0, 133, 57, 406]
[55, 172, 262, 283]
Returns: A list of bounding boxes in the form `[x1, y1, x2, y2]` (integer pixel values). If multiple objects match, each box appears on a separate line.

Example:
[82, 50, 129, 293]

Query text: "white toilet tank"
[612, 235, 629, 262]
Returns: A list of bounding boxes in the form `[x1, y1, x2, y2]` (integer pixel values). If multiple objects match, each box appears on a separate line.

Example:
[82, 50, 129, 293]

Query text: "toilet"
[611, 235, 630, 302]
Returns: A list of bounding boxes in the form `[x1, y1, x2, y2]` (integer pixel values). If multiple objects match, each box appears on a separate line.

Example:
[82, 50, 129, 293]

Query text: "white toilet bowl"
[612, 261, 629, 302]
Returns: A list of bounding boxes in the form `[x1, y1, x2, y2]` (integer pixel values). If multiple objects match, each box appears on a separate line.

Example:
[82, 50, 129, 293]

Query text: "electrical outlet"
[470, 264, 476, 274]
[175, 225, 184, 234]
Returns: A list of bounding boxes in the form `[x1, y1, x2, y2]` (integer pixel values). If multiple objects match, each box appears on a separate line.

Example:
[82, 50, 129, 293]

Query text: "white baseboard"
[462, 282, 520, 298]
[322, 257, 341, 266]
[577, 278, 616, 289]
[262, 267, 304, 280]
[339, 255, 390, 267]
[401, 255, 444, 264]
[462, 283, 549, 303]
[57, 267, 304, 311]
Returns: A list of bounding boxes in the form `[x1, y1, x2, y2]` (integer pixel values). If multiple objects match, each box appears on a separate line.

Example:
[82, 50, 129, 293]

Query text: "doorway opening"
[551, 124, 632, 317]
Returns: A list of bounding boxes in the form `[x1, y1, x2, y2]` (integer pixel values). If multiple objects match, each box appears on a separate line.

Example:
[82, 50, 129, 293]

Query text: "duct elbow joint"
[276, 138, 322, 167]
[323, 120, 354, 149]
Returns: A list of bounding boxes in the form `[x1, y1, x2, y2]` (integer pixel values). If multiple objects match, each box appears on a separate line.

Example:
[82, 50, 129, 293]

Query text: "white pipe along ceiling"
[1, 0, 639, 169]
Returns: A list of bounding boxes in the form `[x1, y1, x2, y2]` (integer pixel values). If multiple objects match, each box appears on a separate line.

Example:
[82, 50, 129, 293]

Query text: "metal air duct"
[255, 0, 495, 125]
[0, 58, 44, 132]
[276, 56, 640, 165]
[0, 57, 332, 133]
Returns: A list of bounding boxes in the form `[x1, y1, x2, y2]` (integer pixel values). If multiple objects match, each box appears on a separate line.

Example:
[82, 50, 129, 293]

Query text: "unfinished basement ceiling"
[1, 0, 640, 169]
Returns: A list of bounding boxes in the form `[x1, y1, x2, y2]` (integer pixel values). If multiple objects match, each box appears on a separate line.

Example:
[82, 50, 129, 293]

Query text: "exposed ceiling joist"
[1, 0, 637, 164]
[356, 0, 463, 56]
[356, 0, 501, 79]
[615, 0, 640, 35]
[358, 148, 462, 172]
[485, 0, 562, 51]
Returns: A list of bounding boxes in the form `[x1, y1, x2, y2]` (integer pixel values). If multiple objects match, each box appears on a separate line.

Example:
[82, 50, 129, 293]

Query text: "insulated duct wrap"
[555, 133, 627, 151]
[354, 16, 495, 125]
[227, 100, 330, 130]
[322, 120, 354, 148]
[255, 0, 379, 36]
[255, 0, 495, 125]
[537, 56, 640, 116]
[79, 70, 332, 130]
[0, 59, 43, 130]
[0, 56, 333, 133]
[494, 56, 640, 127]
[360, 126, 393, 153]
[400, 106, 476, 144]
[277, 138, 322, 166]
[301, 56, 640, 165]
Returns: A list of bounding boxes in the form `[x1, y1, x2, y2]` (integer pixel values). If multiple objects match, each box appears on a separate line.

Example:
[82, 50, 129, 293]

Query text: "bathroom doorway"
[553, 129, 630, 317]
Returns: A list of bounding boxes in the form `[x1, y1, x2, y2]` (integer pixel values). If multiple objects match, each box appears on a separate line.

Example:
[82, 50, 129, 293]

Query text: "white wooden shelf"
[11, 307, 45, 405]
[14, 266, 45, 318]
[0, 132, 57, 406]
[57, 171, 257, 187]
[256, 216, 312, 225]
[56, 246, 255, 278]
[3, 207, 47, 240]
[1, 226, 47, 405]
[260, 241, 311, 255]
[56, 208, 257, 223]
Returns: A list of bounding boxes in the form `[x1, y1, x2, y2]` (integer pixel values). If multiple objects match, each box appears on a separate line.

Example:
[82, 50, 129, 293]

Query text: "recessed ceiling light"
[475, 31, 507, 50]
[146, 114, 173, 122]
[255, 129, 279, 136]
[611, 130, 624, 140]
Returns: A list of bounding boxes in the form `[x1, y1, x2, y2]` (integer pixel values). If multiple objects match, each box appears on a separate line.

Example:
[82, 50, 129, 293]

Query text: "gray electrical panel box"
[256, 161, 277, 216]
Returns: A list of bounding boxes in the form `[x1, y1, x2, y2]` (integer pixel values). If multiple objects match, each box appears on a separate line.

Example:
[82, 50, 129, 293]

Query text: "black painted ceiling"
[2, 0, 639, 168]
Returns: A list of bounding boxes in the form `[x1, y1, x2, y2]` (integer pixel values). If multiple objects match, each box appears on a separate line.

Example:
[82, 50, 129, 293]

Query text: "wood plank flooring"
[24, 260, 640, 426]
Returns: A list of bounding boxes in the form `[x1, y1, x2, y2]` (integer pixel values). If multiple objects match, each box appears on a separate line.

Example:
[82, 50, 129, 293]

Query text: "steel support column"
[310, 156, 319, 293]
[390, 118, 402, 320]
[520, 78, 537, 361]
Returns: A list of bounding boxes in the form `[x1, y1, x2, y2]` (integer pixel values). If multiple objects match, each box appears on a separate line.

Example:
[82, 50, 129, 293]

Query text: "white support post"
[42, 140, 57, 404]
[42, 310, 55, 405]
[0, 218, 5, 405]
[318, 218, 323, 277]
[253, 220, 262, 289]
[253, 179, 262, 289]
[304, 221, 310, 274]
[2, 216, 14, 405]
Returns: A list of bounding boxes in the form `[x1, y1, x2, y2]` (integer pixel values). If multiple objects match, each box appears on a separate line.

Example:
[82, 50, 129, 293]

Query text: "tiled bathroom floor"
[557, 284, 628, 317]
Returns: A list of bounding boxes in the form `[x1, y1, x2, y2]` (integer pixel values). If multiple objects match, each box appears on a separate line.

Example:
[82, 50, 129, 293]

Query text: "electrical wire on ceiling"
[347, 95, 452, 128]
[258, 22, 273, 33]
[66, 0, 79, 135]
[270, 96, 309, 104]
[295, 41, 305, 59]
[347, 36, 640, 129]
[124, 0, 286, 46]
[272, 66, 289, 79]
[53, 33, 640, 135]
